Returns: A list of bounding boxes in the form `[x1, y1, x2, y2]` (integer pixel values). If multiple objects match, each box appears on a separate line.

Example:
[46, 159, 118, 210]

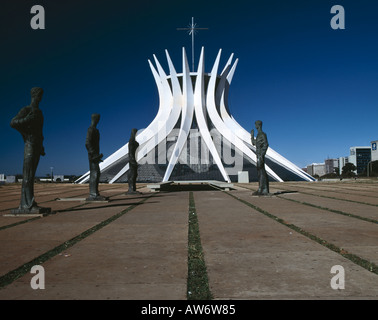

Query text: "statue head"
[255, 120, 262, 130]
[30, 87, 43, 104]
[91, 113, 100, 126]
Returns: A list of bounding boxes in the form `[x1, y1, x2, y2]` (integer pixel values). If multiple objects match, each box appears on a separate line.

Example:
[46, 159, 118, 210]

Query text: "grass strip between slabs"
[271, 183, 378, 208]
[225, 191, 378, 276]
[277, 195, 378, 225]
[238, 184, 378, 225]
[187, 191, 213, 300]
[278, 183, 378, 206]
[0, 217, 42, 231]
[0, 194, 152, 289]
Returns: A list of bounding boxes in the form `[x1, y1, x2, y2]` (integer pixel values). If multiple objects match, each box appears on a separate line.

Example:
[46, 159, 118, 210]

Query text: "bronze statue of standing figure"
[251, 120, 270, 196]
[85, 113, 108, 201]
[10, 87, 51, 214]
[127, 128, 139, 194]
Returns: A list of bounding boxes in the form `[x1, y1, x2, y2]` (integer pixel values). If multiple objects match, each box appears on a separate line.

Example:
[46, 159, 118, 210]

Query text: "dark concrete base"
[85, 195, 109, 203]
[125, 190, 142, 195]
[252, 191, 271, 197]
[7, 206, 51, 217]
[56, 197, 87, 201]
[146, 181, 234, 192]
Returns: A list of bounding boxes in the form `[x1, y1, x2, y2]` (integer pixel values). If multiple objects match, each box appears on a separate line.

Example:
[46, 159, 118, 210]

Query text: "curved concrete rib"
[109, 51, 187, 183]
[194, 47, 230, 182]
[108, 56, 177, 183]
[77, 58, 171, 184]
[136, 52, 182, 164]
[206, 49, 283, 182]
[218, 58, 313, 181]
[163, 48, 195, 182]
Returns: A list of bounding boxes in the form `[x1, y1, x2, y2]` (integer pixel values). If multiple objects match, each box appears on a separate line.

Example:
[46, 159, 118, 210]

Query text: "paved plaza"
[0, 180, 377, 300]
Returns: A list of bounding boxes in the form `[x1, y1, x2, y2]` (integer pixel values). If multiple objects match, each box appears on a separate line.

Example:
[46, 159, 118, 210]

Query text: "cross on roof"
[177, 17, 209, 72]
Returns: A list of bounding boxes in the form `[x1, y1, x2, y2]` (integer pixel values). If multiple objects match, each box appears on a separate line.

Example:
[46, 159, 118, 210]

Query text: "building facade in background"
[325, 158, 338, 174]
[338, 156, 348, 175]
[348, 146, 371, 174]
[307, 163, 325, 177]
[371, 140, 378, 162]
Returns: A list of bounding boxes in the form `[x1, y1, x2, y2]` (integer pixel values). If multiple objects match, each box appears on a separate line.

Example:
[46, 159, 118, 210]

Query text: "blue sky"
[1, 0, 377, 177]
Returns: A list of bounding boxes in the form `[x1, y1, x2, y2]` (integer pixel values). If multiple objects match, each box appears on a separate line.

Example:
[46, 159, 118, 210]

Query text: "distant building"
[307, 141, 376, 177]
[324, 158, 338, 174]
[371, 140, 378, 162]
[348, 146, 371, 174]
[338, 157, 348, 175]
[6, 176, 16, 183]
[53, 175, 65, 182]
[307, 163, 325, 177]
[39, 175, 67, 182]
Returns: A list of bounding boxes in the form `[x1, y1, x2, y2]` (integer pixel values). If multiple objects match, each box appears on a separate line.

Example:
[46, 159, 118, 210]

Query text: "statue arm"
[250, 129, 256, 146]
[261, 133, 269, 156]
[85, 128, 96, 156]
[85, 128, 102, 161]
[10, 107, 32, 129]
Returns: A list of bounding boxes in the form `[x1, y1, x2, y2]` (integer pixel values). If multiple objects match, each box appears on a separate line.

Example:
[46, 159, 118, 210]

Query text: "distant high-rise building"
[349, 146, 371, 174]
[371, 140, 378, 162]
[325, 158, 338, 174]
[307, 163, 325, 177]
[338, 156, 348, 175]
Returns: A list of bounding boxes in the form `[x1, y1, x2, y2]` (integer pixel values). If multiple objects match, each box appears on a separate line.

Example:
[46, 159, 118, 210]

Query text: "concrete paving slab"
[278, 192, 378, 221]
[0, 184, 117, 213]
[273, 182, 378, 205]
[0, 192, 141, 276]
[234, 188, 378, 265]
[194, 189, 378, 299]
[0, 191, 188, 300]
[0, 216, 37, 228]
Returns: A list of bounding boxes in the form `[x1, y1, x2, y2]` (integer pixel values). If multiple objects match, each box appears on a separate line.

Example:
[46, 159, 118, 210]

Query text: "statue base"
[56, 197, 87, 201]
[7, 206, 51, 217]
[252, 191, 272, 197]
[126, 190, 142, 195]
[85, 195, 109, 202]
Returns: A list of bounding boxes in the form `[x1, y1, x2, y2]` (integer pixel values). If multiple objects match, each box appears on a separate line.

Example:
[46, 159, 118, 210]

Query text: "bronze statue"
[251, 120, 270, 195]
[85, 113, 107, 201]
[127, 128, 139, 194]
[10, 87, 51, 214]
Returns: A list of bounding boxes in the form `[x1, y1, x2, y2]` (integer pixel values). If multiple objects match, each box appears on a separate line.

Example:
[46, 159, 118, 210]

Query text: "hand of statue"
[91, 153, 103, 163]
[41, 146, 46, 156]
[251, 129, 254, 137]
